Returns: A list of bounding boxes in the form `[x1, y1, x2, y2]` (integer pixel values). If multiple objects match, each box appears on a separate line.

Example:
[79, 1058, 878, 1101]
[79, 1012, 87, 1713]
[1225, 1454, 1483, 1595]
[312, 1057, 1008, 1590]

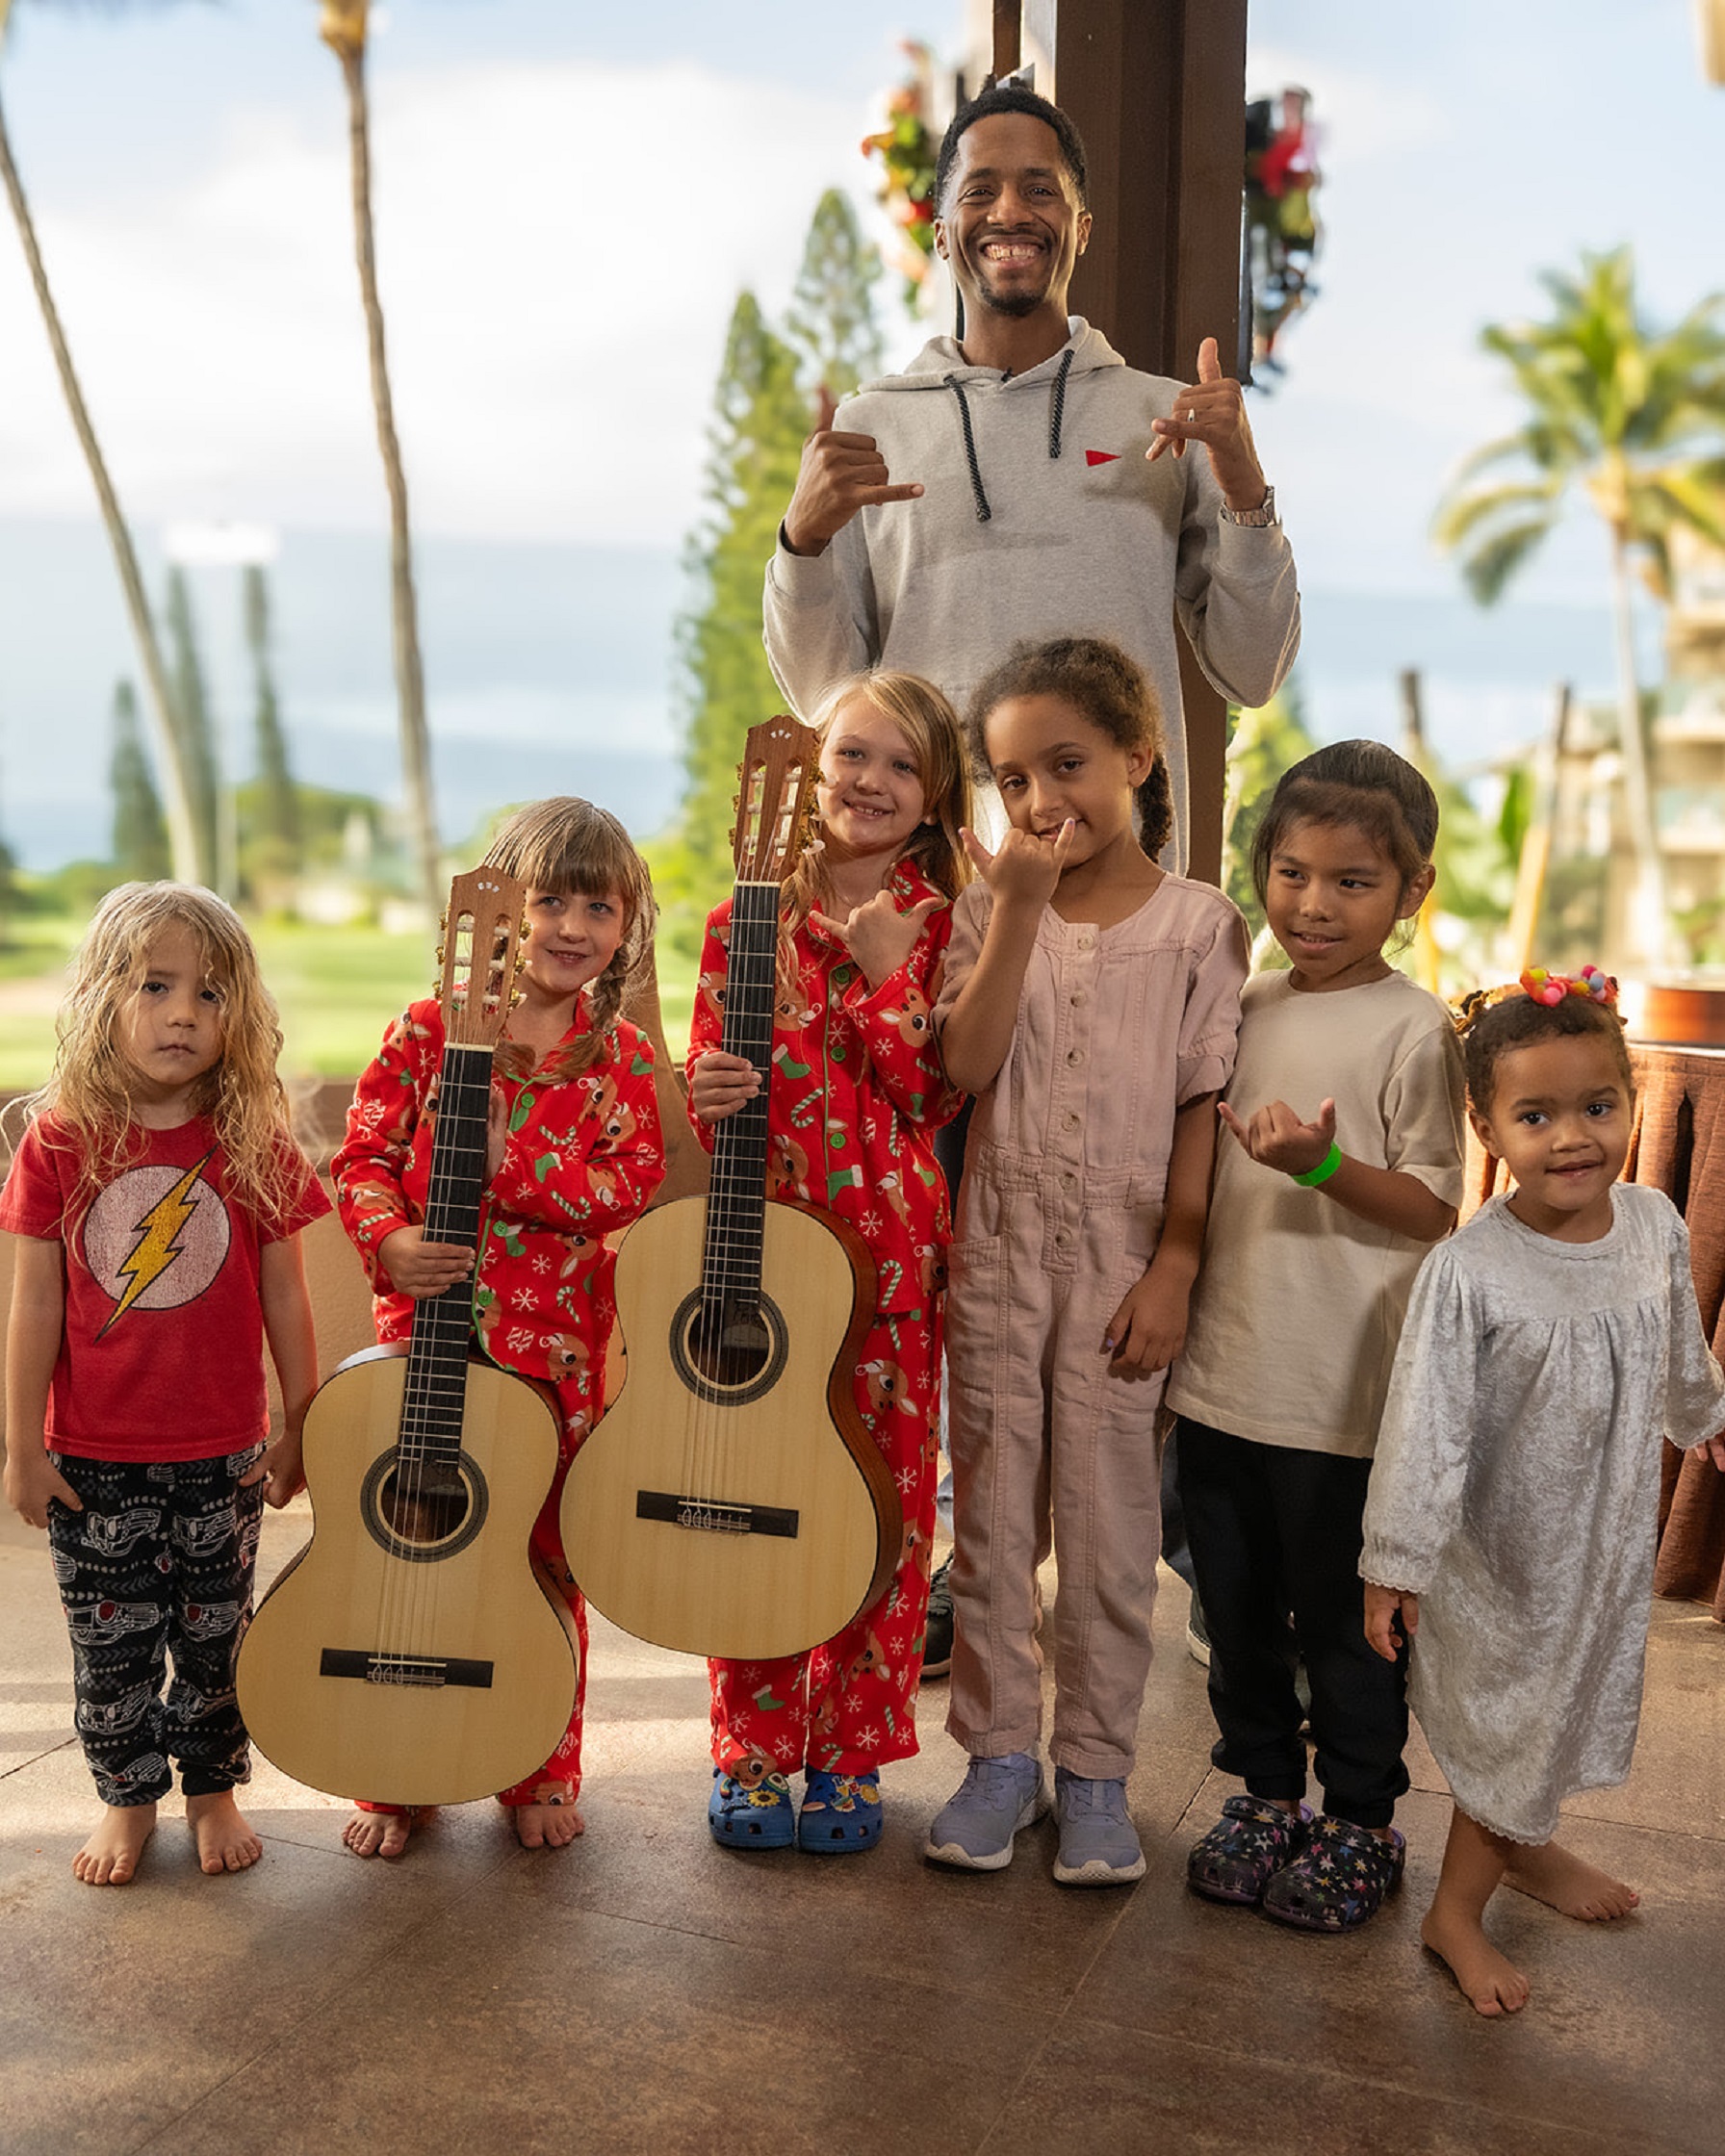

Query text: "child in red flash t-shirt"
[2, 884, 328, 1888]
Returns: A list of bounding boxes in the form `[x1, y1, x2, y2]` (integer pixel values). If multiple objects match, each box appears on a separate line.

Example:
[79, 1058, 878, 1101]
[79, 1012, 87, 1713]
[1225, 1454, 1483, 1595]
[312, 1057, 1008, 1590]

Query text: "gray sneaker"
[1051, 1767, 1146, 1886]
[924, 1752, 1048, 1870]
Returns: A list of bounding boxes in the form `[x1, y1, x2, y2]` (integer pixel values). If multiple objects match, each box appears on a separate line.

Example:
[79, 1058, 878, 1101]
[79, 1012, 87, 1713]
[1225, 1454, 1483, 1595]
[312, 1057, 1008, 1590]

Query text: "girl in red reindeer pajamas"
[690, 671, 972, 1853]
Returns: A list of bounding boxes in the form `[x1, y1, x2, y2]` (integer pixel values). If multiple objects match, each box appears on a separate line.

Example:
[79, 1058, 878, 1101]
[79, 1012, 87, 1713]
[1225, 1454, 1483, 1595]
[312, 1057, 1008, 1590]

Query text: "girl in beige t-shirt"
[1166, 740, 1464, 1933]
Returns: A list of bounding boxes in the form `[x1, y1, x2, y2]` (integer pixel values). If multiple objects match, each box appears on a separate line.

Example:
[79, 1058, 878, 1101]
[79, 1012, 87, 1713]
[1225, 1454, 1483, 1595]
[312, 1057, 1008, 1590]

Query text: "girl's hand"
[809, 891, 942, 990]
[1102, 1270, 1190, 1378]
[1219, 1093, 1336, 1178]
[245, 1424, 306, 1510]
[962, 821, 1074, 911]
[4, 1445, 82, 1531]
[486, 1086, 510, 1183]
[378, 1225, 474, 1298]
[690, 1049, 760, 1126]
[1363, 1581, 1418, 1662]
[1704, 1433, 1725, 1472]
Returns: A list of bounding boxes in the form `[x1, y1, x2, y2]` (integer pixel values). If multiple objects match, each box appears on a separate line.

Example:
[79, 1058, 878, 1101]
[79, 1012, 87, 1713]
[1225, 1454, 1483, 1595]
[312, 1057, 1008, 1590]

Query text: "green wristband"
[1291, 1140, 1343, 1188]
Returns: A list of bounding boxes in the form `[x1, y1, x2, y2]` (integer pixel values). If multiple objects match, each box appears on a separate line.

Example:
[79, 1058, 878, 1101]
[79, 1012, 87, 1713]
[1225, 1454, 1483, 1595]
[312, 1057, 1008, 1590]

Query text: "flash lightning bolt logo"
[99, 1151, 215, 1336]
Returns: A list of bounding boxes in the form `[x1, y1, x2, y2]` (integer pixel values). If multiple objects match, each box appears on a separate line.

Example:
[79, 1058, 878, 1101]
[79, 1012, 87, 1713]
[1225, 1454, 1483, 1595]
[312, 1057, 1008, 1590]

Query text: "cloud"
[0, 58, 888, 547]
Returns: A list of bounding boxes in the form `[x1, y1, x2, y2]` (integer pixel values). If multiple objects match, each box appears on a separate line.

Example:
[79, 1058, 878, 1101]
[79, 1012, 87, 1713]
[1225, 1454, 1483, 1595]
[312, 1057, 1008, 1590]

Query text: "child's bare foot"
[511, 1783, 584, 1850]
[186, 1789, 263, 1875]
[1504, 1840, 1638, 1920]
[1421, 1901, 1531, 2016]
[342, 1806, 422, 1859]
[73, 1802, 157, 1886]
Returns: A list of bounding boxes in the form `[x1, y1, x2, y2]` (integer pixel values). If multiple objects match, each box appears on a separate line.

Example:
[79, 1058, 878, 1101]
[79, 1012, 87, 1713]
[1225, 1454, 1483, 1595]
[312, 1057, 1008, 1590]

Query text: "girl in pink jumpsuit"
[690, 671, 971, 1853]
[930, 637, 1247, 1885]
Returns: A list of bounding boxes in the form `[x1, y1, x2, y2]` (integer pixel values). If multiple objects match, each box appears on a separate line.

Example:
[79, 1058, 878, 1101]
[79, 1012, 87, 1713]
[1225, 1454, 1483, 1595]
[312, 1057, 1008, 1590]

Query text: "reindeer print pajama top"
[689, 860, 960, 1779]
[335, 998, 664, 1798]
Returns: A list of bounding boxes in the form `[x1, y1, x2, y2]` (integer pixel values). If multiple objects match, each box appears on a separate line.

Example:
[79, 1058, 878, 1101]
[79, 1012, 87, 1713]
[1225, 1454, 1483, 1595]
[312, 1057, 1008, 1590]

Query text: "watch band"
[1220, 485, 1277, 528]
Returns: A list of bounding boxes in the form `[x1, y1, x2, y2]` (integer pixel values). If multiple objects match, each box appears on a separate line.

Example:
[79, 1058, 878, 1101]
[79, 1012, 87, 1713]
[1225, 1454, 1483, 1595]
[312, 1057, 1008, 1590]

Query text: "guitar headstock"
[438, 868, 529, 1046]
[733, 715, 820, 886]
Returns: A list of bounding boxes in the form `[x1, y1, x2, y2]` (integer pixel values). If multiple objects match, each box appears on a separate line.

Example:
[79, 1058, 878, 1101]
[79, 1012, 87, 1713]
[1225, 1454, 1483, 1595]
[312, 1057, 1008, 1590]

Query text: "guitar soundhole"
[361, 1452, 490, 1563]
[672, 1290, 789, 1406]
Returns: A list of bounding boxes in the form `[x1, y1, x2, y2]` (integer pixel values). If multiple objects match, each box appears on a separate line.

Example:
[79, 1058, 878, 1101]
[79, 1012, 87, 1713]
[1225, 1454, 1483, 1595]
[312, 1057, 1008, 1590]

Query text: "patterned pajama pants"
[708, 1309, 942, 1781]
[47, 1446, 265, 1808]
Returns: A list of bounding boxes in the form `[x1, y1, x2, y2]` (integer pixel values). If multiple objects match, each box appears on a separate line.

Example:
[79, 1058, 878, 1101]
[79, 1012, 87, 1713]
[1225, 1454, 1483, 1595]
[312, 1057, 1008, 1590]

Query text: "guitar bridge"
[635, 1490, 799, 1539]
[320, 1649, 495, 1689]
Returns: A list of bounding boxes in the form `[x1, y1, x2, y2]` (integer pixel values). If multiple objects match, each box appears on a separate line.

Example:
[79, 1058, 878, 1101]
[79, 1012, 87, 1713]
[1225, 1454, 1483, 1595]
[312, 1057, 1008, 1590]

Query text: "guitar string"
[701, 883, 778, 1517]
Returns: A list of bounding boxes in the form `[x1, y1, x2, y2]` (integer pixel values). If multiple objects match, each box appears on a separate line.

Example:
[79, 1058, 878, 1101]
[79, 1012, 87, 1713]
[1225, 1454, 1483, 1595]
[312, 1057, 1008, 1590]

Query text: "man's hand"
[809, 892, 942, 991]
[1219, 1093, 1335, 1179]
[4, 1443, 81, 1531]
[1146, 335, 1269, 510]
[378, 1225, 474, 1299]
[690, 1050, 761, 1127]
[783, 387, 924, 557]
[1364, 1582, 1418, 1662]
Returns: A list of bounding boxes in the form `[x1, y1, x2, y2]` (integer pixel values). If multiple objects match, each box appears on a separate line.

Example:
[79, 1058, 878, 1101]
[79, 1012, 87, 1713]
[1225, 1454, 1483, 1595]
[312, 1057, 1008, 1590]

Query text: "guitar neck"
[403, 1040, 496, 1469]
[704, 881, 779, 1310]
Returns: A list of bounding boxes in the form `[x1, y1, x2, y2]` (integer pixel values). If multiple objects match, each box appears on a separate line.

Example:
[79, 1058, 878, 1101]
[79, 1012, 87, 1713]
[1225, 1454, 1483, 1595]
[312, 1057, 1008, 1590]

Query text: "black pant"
[48, 1446, 265, 1807]
[1174, 1417, 1408, 1829]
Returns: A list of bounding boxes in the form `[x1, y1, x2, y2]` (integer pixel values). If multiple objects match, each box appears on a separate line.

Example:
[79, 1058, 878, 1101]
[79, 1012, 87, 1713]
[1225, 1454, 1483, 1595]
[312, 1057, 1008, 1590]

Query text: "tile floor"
[2, 1502, 1723, 2156]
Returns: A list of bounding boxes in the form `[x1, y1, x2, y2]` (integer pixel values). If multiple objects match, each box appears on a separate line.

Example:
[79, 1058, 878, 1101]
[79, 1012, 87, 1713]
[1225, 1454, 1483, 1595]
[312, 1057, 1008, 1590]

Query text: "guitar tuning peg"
[435, 941, 446, 966]
[511, 987, 524, 1009]
[437, 908, 450, 933]
[432, 976, 443, 995]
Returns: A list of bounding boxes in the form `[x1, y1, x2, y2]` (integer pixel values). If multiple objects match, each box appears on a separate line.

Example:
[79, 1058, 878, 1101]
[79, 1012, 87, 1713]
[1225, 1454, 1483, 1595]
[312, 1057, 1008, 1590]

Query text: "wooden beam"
[992, 0, 1021, 79]
[1044, 0, 1249, 883]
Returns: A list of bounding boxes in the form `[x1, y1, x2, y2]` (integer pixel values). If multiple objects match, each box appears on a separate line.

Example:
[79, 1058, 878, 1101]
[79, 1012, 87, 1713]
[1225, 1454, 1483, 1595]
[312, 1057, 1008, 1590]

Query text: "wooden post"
[1038, 0, 1250, 884]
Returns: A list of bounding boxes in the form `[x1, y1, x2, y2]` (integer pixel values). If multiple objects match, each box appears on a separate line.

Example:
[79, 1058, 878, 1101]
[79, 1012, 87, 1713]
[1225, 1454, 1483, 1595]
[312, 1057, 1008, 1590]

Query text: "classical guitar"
[238, 870, 578, 1805]
[561, 715, 898, 1659]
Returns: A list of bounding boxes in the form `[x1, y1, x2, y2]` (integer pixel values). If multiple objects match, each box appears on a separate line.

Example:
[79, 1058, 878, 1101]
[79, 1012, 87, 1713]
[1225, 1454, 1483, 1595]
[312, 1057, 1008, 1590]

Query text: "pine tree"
[163, 566, 220, 887]
[244, 562, 300, 894]
[669, 192, 885, 923]
[109, 678, 171, 883]
[785, 187, 885, 397]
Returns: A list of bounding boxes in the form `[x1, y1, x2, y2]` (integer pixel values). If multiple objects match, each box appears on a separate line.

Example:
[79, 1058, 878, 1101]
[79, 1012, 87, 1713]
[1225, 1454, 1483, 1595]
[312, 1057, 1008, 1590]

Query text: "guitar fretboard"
[702, 880, 779, 1315]
[399, 1041, 494, 1472]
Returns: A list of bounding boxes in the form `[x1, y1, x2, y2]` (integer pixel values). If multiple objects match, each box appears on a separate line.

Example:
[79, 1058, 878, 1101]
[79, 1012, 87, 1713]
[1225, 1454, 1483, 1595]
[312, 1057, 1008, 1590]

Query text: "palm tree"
[1433, 248, 1725, 969]
[0, 0, 202, 881]
[317, 0, 440, 917]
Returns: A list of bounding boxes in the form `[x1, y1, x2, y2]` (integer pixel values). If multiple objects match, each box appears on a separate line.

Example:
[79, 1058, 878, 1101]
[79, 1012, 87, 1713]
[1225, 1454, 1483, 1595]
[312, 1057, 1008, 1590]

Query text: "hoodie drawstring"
[944, 346, 1077, 523]
[1048, 346, 1073, 460]
[943, 372, 991, 524]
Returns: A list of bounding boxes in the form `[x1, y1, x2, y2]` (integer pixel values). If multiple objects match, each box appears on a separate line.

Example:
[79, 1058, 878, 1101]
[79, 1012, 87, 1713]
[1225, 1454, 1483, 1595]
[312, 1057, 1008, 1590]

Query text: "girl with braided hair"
[333, 798, 665, 1858]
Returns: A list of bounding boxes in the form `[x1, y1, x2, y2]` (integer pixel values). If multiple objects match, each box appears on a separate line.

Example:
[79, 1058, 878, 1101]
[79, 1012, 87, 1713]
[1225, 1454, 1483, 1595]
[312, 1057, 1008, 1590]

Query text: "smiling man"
[764, 84, 1302, 873]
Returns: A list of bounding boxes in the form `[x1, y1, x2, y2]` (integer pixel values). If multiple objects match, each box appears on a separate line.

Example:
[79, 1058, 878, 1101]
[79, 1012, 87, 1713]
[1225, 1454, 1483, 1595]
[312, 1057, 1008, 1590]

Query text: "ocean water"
[0, 517, 1657, 870]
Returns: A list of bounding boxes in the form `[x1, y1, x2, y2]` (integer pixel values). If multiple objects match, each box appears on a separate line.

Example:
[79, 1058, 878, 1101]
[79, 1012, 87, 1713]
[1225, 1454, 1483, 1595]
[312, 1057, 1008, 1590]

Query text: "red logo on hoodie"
[1085, 449, 1120, 467]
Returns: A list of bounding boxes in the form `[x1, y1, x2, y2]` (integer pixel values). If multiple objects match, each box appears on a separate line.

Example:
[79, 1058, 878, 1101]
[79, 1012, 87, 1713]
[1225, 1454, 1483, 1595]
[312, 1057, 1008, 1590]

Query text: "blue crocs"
[797, 1769, 884, 1854]
[708, 1767, 794, 1850]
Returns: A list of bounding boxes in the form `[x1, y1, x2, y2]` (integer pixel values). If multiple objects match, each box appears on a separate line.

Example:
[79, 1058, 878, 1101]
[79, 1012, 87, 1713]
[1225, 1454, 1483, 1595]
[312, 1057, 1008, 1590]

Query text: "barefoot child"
[333, 799, 664, 1857]
[2, 885, 327, 1886]
[692, 670, 970, 1853]
[1363, 969, 1725, 2015]
[1168, 740, 1464, 1930]
[928, 635, 1248, 1885]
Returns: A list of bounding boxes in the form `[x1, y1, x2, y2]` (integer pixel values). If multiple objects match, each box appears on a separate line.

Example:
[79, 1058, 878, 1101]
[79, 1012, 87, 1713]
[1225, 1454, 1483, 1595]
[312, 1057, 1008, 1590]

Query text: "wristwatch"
[1220, 486, 1277, 528]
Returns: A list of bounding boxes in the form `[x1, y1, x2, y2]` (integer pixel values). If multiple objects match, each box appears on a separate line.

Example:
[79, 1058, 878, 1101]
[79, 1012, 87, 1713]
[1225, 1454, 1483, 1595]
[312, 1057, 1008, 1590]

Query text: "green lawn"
[0, 915, 697, 1092]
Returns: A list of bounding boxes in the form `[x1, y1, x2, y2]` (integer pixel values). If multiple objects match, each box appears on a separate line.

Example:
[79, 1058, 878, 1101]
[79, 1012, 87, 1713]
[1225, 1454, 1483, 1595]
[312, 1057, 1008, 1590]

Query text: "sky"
[0, 0, 1721, 861]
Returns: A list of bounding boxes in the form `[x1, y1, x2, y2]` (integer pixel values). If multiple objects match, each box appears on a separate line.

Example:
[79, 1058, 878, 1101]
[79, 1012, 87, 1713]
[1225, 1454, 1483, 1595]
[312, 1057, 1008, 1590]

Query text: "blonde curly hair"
[23, 883, 303, 1230]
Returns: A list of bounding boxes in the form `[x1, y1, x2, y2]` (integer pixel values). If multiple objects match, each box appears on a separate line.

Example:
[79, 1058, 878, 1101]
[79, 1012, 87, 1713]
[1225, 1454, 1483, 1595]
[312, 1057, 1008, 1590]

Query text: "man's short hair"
[935, 86, 1091, 214]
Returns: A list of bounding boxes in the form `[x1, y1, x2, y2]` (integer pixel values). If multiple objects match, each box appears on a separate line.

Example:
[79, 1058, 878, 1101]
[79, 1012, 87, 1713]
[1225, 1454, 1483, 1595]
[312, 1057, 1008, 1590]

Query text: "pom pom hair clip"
[1453, 963, 1619, 1036]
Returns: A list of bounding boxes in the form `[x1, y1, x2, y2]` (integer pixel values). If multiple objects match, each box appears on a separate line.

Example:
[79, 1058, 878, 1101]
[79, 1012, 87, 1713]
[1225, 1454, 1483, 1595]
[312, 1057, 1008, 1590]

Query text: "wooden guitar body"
[234, 1345, 578, 1802]
[239, 1344, 578, 1806]
[560, 1194, 895, 1660]
[236, 866, 579, 1806]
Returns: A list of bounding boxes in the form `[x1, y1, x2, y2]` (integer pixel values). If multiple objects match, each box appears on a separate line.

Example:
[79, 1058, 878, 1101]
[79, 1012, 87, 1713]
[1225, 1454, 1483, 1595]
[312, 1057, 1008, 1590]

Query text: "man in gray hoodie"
[763, 83, 1301, 873]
